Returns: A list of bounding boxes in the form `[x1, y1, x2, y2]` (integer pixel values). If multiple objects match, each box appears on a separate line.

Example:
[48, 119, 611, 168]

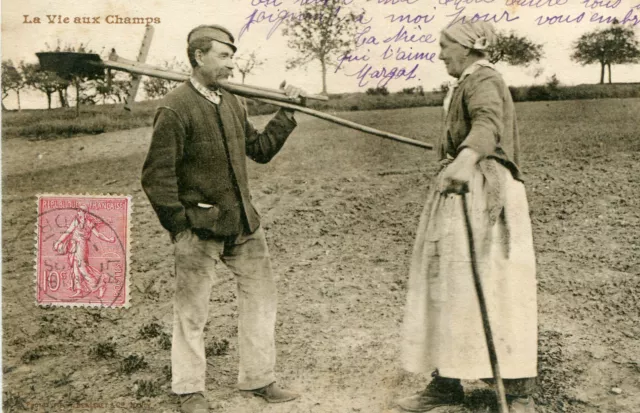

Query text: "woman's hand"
[439, 148, 481, 194]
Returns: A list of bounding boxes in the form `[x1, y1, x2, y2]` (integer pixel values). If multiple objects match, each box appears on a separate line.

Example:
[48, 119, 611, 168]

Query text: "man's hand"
[439, 148, 481, 195]
[279, 81, 306, 120]
[279, 80, 305, 99]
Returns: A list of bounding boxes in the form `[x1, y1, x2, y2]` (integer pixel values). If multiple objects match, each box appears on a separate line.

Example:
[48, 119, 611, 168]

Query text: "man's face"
[439, 35, 470, 79]
[195, 41, 235, 86]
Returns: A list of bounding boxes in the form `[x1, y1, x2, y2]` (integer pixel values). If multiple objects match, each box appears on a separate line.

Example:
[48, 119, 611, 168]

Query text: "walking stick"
[458, 185, 509, 413]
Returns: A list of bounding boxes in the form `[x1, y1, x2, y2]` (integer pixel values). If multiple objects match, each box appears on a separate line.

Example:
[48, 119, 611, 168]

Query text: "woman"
[54, 206, 115, 298]
[397, 21, 537, 413]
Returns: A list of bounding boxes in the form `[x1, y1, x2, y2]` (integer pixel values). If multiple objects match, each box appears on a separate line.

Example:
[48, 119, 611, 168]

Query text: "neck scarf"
[190, 77, 222, 105]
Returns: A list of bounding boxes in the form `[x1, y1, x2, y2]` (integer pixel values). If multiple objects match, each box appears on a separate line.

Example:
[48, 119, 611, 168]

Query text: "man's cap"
[187, 25, 237, 52]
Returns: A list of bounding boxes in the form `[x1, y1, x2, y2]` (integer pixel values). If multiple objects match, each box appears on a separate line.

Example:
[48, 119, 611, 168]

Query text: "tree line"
[2, 13, 638, 110]
[281, 0, 639, 93]
[2, 46, 265, 111]
[2, 42, 132, 112]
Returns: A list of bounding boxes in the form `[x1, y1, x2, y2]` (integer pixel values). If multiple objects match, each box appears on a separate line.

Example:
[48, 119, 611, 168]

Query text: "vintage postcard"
[2, 0, 639, 412]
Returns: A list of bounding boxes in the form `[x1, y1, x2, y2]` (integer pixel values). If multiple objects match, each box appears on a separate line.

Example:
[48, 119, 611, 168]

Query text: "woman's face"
[439, 35, 470, 78]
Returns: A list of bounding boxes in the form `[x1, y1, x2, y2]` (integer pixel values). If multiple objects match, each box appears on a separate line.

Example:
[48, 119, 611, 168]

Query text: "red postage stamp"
[35, 194, 132, 307]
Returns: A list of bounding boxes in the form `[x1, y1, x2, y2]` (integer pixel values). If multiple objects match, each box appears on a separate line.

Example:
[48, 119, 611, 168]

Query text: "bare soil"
[3, 100, 639, 413]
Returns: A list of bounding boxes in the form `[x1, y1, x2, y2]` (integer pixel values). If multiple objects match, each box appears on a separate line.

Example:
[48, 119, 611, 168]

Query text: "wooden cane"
[459, 185, 509, 413]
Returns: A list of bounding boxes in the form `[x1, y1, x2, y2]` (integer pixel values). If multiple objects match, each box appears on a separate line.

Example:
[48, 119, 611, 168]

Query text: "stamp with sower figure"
[35, 194, 131, 307]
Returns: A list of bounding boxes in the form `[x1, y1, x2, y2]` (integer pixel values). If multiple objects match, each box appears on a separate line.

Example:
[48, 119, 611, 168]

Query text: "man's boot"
[396, 374, 464, 412]
[179, 392, 208, 413]
[243, 382, 299, 403]
[508, 396, 535, 413]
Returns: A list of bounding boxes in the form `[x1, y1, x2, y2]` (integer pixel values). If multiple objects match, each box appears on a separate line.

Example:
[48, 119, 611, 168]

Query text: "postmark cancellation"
[35, 194, 132, 308]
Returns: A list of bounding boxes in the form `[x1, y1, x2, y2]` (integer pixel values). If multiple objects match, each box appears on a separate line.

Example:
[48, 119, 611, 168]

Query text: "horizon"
[2, 0, 640, 110]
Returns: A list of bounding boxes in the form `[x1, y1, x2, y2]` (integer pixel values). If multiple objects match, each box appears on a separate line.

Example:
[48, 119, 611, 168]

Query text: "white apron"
[401, 161, 537, 379]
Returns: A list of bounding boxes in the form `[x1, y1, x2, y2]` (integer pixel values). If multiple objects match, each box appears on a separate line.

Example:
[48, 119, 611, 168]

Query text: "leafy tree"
[43, 40, 104, 116]
[2, 60, 25, 110]
[21, 63, 70, 109]
[571, 21, 640, 84]
[282, 0, 359, 94]
[488, 31, 544, 66]
[143, 59, 188, 99]
[234, 51, 264, 84]
[90, 72, 132, 104]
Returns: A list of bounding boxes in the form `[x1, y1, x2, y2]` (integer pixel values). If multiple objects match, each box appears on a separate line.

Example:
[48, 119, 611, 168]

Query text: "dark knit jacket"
[141, 81, 297, 237]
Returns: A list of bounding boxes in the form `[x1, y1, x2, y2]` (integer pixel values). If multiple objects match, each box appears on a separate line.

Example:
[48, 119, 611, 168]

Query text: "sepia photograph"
[2, 0, 639, 412]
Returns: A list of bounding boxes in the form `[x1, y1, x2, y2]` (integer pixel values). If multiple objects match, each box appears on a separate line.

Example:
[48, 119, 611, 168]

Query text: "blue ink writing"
[355, 25, 379, 47]
[347, 63, 420, 87]
[620, 5, 640, 26]
[589, 12, 618, 23]
[383, 26, 436, 44]
[336, 51, 370, 72]
[447, 8, 519, 27]
[581, 0, 621, 8]
[377, 0, 419, 5]
[239, 6, 349, 39]
[239, 9, 286, 38]
[504, 0, 567, 7]
[381, 45, 437, 62]
[385, 13, 435, 24]
[535, 12, 586, 25]
[294, 0, 354, 5]
[251, 0, 283, 7]
[350, 8, 373, 25]
[439, 0, 495, 11]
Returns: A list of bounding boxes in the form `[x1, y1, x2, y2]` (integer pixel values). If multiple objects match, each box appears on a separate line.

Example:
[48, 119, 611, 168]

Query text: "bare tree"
[43, 40, 104, 115]
[572, 21, 640, 84]
[91, 72, 132, 104]
[21, 63, 70, 109]
[143, 58, 188, 99]
[234, 51, 264, 84]
[2, 60, 25, 110]
[282, 0, 359, 94]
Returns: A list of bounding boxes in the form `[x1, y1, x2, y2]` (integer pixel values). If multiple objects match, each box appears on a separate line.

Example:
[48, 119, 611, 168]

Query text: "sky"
[2, 0, 640, 109]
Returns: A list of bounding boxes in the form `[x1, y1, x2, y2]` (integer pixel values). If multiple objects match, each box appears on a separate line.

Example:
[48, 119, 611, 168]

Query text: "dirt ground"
[2, 100, 640, 413]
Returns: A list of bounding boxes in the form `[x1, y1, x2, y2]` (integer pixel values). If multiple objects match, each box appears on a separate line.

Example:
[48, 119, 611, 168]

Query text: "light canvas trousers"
[171, 227, 277, 394]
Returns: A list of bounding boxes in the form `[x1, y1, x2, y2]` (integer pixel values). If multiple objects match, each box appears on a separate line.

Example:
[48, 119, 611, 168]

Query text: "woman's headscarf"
[441, 21, 497, 51]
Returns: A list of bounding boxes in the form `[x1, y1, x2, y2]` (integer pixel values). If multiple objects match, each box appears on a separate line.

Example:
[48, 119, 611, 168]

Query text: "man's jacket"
[141, 82, 297, 237]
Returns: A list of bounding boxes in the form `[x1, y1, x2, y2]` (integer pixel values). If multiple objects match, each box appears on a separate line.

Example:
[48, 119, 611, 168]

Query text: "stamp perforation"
[35, 193, 132, 308]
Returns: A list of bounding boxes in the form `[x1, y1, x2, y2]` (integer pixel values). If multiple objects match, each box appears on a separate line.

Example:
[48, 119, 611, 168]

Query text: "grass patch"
[510, 82, 640, 102]
[2, 391, 27, 412]
[89, 341, 117, 360]
[2, 100, 158, 140]
[162, 365, 172, 383]
[133, 379, 162, 399]
[119, 354, 148, 375]
[52, 372, 74, 388]
[3, 83, 638, 141]
[135, 279, 160, 301]
[205, 338, 230, 357]
[139, 323, 164, 339]
[138, 322, 171, 349]
[158, 333, 172, 350]
[20, 345, 58, 364]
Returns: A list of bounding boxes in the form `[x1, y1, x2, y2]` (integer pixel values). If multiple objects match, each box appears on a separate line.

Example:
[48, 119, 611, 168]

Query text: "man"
[397, 21, 538, 413]
[141, 24, 304, 413]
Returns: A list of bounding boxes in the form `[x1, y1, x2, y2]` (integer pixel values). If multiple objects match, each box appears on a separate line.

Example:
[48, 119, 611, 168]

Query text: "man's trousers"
[171, 227, 277, 394]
